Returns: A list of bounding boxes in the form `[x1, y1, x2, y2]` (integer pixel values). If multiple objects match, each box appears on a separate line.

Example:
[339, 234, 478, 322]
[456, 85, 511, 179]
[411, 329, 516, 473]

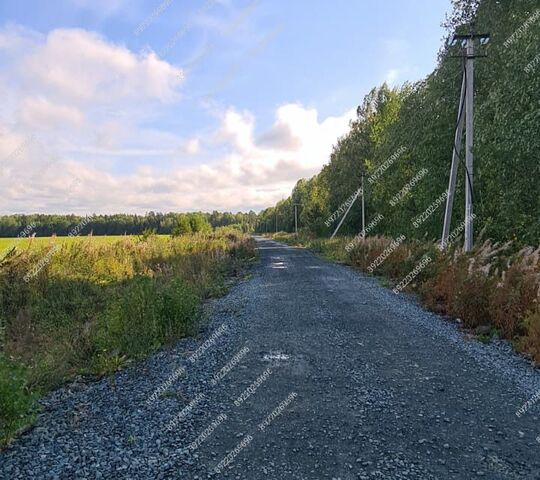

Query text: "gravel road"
[1, 236, 540, 479]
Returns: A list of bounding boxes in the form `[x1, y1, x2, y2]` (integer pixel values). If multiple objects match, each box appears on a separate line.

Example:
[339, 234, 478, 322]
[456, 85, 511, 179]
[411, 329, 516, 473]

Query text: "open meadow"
[0, 231, 255, 445]
[0, 235, 166, 252]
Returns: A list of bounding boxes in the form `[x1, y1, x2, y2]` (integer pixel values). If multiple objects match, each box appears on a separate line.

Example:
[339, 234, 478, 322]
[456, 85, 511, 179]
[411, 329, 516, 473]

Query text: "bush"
[452, 273, 494, 329]
[422, 256, 493, 328]
[189, 213, 212, 234]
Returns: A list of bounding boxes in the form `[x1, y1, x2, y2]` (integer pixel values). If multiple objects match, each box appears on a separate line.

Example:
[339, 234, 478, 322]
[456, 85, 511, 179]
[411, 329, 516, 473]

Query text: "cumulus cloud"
[14, 28, 183, 104]
[0, 25, 355, 214]
[1, 104, 355, 213]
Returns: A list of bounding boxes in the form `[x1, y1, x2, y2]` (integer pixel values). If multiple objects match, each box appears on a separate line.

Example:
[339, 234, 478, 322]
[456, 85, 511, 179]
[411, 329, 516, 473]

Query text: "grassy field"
[0, 235, 169, 251]
[0, 230, 256, 446]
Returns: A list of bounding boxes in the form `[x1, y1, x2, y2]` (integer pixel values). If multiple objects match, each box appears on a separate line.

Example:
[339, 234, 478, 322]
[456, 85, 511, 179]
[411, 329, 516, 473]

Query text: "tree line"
[0, 211, 257, 237]
[256, 0, 540, 247]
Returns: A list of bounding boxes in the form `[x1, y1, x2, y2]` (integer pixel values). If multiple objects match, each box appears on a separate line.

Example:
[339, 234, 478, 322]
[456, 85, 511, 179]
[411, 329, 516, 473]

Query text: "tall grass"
[0, 231, 255, 446]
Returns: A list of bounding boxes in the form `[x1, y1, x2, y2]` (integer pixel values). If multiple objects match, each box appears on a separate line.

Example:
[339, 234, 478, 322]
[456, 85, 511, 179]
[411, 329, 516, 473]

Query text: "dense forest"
[256, 0, 539, 247]
[0, 211, 257, 237]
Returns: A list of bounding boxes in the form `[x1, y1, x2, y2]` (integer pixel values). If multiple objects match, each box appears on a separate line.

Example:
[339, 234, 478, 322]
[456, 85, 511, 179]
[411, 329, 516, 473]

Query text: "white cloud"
[19, 97, 84, 128]
[219, 109, 255, 154]
[1, 102, 354, 213]
[1, 26, 183, 106]
[0, 25, 355, 214]
[0, 25, 187, 155]
[33, 30, 181, 104]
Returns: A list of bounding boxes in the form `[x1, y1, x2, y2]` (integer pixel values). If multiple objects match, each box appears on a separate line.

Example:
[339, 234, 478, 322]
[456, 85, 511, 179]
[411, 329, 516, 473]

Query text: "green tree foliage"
[189, 213, 212, 233]
[257, 0, 540, 246]
[0, 211, 256, 237]
[172, 215, 192, 236]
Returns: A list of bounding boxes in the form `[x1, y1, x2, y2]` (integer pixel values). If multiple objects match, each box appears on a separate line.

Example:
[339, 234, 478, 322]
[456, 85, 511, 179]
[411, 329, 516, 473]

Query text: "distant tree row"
[0, 211, 257, 237]
[257, 0, 540, 246]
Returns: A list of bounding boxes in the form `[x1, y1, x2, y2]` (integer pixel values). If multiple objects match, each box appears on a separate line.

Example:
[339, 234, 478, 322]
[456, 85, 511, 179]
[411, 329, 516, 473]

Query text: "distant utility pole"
[441, 27, 489, 252]
[275, 211, 278, 233]
[361, 173, 365, 238]
[293, 203, 301, 235]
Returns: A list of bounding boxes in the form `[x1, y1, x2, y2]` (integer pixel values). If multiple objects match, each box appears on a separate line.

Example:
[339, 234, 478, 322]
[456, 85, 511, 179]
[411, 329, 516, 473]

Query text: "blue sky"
[0, 0, 452, 213]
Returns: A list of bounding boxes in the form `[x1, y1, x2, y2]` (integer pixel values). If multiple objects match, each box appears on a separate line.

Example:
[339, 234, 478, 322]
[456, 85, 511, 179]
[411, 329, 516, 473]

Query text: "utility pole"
[441, 28, 489, 252]
[361, 174, 365, 238]
[275, 210, 278, 233]
[293, 203, 300, 235]
[464, 36, 474, 251]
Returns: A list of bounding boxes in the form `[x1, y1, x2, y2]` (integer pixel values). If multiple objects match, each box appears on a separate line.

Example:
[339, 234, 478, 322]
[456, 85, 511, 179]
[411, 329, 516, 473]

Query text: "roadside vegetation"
[0, 228, 255, 447]
[272, 232, 540, 364]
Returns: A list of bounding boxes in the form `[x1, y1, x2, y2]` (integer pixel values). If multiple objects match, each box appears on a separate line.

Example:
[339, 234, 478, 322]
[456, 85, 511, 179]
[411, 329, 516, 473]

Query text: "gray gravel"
[1, 236, 540, 479]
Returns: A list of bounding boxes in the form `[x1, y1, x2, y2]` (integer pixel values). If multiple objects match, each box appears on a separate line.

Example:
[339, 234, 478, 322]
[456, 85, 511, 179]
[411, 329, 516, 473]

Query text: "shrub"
[139, 228, 157, 241]
[452, 272, 494, 329]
